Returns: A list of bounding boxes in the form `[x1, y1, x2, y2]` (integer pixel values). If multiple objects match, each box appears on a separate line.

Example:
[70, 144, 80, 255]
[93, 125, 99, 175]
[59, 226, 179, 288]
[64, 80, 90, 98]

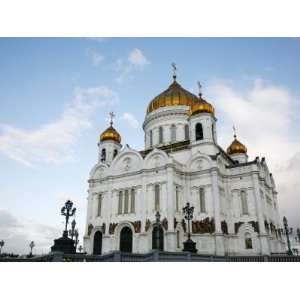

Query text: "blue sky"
[1, 38, 300, 254]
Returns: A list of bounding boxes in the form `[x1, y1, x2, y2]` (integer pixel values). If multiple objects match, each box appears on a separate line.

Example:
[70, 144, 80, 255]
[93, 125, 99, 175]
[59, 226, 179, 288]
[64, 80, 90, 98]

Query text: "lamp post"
[61, 200, 76, 238]
[283, 216, 293, 256]
[155, 211, 161, 251]
[29, 241, 35, 257]
[182, 202, 197, 253]
[0, 240, 4, 255]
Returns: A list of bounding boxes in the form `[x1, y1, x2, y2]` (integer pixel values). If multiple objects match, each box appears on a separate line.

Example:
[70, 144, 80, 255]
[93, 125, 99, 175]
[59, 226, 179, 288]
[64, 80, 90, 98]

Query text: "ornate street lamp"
[61, 200, 76, 238]
[182, 202, 197, 253]
[0, 240, 4, 255]
[29, 241, 35, 257]
[155, 211, 161, 251]
[283, 216, 293, 256]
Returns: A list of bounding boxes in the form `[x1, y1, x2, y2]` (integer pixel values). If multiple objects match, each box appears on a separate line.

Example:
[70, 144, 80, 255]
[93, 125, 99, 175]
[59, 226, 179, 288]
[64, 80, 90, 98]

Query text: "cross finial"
[171, 62, 177, 81]
[233, 125, 237, 139]
[109, 112, 115, 126]
[197, 81, 202, 98]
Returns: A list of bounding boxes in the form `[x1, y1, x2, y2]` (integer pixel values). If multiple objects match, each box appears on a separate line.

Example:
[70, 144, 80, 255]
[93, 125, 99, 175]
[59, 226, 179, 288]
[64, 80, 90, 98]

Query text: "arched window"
[124, 190, 129, 214]
[199, 187, 206, 213]
[118, 191, 123, 214]
[101, 148, 106, 162]
[245, 233, 253, 249]
[184, 124, 189, 140]
[159, 126, 164, 144]
[175, 186, 179, 212]
[149, 130, 153, 147]
[130, 189, 135, 213]
[241, 190, 248, 215]
[97, 193, 102, 217]
[154, 184, 160, 211]
[176, 231, 180, 248]
[195, 123, 203, 141]
[171, 124, 176, 142]
[113, 149, 118, 158]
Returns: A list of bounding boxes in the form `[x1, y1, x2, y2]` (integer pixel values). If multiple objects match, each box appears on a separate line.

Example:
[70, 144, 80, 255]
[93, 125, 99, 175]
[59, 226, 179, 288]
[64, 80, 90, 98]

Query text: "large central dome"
[146, 79, 200, 114]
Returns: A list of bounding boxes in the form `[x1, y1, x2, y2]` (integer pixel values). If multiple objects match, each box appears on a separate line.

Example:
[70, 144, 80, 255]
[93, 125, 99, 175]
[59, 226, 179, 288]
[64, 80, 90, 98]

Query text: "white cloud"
[128, 48, 150, 70]
[0, 209, 60, 255]
[120, 112, 139, 129]
[86, 49, 104, 66]
[207, 78, 300, 227]
[114, 48, 150, 83]
[86, 37, 106, 43]
[0, 86, 119, 166]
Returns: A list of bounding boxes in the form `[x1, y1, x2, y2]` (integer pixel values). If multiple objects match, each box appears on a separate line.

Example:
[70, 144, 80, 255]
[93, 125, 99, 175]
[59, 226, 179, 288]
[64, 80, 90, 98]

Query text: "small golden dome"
[190, 97, 215, 116]
[146, 79, 200, 114]
[227, 135, 247, 155]
[100, 125, 121, 143]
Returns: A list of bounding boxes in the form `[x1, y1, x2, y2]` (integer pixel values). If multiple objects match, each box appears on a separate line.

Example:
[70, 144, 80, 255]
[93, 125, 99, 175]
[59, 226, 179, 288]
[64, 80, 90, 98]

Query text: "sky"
[0, 37, 300, 254]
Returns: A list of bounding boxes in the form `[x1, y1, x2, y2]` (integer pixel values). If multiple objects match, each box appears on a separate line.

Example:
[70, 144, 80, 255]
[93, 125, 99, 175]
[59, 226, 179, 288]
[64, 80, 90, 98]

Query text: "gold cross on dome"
[109, 112, 115, 126]
[197, 81, 202, 97]
[233, 125, 237, 138]
[171, 62, 177, 80]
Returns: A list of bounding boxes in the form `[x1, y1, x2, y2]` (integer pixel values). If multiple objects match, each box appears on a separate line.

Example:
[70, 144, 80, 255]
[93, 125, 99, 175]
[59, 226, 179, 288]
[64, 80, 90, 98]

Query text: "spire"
[197, 81, 202, 98]
[109, 111, 115, 127]
[171, 62, 177, 81]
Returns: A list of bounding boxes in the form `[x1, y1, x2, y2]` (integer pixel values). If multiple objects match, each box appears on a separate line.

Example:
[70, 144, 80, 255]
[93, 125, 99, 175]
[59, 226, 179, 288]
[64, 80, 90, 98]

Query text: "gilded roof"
[100, 125, 121, 143]
[227, 135, 247, 155]
[146, 80, 200, 114]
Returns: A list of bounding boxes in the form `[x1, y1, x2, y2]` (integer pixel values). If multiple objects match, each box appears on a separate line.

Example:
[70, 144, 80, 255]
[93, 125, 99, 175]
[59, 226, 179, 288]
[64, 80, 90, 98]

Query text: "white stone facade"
[83, 84, 285, 256]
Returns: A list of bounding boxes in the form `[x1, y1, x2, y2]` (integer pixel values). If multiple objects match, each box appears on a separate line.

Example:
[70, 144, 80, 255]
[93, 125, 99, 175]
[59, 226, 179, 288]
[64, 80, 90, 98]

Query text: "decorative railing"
[1, 251, 300, 262]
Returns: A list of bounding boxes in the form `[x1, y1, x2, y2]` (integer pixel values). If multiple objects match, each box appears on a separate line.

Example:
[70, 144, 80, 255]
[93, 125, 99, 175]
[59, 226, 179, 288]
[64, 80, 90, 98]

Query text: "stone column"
[166, 162, 175, 251]
[252, 171, 270, 255]
[211, 169, 225, 256]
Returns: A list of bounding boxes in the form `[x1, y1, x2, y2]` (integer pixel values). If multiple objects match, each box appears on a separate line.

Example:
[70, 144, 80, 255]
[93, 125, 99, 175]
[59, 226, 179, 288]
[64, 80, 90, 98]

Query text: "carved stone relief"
[109, 223, 118, 234]
[192, 217, 215, 234]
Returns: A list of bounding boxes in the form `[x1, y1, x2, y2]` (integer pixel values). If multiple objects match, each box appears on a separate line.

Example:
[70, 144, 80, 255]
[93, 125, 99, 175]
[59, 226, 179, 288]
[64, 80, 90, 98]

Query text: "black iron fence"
[1, 251, 300, 262]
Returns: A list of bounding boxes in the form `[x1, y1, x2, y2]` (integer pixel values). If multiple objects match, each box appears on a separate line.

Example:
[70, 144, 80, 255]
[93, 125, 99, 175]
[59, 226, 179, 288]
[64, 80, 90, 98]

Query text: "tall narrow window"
[101, 148, 106, 162]
[199, 187, 206, 213]
[241, 190, 248, 215]
[130, 189, 135, 213]
[175, 186, 179, 212]
[171, 124, 176, 142]
[97, 194, 102, 217]
[149, 130, 153, 147]
[154, 184, 160, 211]
[176, 231, 180, 248]
[245, 233, 253, 249]
[113, 149, 118, 158]
[118, 191, 123, 214]
[159, 126, 163, 144]
[184, 124, 189, 140]
[211, 124, 215, 141]
[195, 123, 203, 141]
[124, 190, 129, 214]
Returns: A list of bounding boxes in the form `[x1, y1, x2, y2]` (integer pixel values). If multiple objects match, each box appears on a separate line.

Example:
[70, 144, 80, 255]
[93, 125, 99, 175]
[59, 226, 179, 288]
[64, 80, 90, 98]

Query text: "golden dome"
[190, 97, 215, 116]
[100, 125, 121, 143]
[146, 79, 200, 114]
[227, 135, 247, 155]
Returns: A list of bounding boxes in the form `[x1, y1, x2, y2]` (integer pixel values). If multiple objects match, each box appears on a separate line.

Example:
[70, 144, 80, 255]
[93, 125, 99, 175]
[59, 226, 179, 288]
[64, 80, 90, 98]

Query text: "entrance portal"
[93, 231, 102, 255]
[119, 226, 133, 253]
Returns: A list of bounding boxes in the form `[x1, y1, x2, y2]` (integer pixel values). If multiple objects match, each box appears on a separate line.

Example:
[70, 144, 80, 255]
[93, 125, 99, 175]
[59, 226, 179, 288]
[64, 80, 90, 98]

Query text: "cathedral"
[83, 71, 285, 256]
